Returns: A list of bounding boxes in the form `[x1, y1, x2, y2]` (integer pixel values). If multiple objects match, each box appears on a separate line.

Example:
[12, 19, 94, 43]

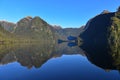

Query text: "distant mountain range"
[53, 25, 84, 40]
[0, 16, 82, 44]
[0, 16, 54, 41]
[0, 21, 16, 33]
[0, 6, 120, 70]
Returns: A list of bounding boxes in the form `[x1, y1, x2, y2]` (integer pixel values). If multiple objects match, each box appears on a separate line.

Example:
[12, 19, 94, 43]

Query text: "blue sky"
[0, 0, 120, 28]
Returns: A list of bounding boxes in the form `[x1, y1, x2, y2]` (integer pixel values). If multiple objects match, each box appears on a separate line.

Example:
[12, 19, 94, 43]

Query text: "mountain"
[79, 6, 120, 70]
[0, 21, 16, 33]
[80, 12, 115, 45]
[0, 24, 16, 43]
[0, 16, 56, 43]
[14, 16, 32, 34]
[53, 25, 84, 40]
[0, 16, 83, 44]
[79, 7, 120, 50]
[14, 16, 54, 40]
[80, 7, 120, 45]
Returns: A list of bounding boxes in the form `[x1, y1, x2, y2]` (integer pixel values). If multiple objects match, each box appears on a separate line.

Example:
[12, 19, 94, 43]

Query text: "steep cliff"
[79, 7, 120, 70]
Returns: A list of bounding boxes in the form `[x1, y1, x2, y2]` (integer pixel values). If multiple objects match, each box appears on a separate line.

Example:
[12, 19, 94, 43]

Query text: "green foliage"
[107, 8, 120, 70]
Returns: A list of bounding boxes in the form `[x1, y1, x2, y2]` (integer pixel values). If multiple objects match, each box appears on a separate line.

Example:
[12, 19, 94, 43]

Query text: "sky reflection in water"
[0, 54, 120, 80]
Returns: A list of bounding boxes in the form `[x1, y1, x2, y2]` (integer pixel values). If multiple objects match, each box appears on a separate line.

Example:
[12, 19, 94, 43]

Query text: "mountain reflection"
[80, 42, 120, 71]
[0, 41, 120, 72]
[0, 42, 84, 69]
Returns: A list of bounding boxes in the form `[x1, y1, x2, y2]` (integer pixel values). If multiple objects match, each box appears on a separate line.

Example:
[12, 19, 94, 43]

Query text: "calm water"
[0, 42, 120, 80]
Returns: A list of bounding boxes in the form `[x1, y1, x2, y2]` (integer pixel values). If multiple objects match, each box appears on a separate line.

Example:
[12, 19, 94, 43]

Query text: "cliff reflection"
[80, 42, 120, 71]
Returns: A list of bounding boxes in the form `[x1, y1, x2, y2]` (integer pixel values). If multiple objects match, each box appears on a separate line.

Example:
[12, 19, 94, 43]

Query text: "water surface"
[0, 42, 120, 80]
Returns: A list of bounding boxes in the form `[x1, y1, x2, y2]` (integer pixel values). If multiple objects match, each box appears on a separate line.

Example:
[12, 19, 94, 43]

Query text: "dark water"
[0, 42, 120, 80]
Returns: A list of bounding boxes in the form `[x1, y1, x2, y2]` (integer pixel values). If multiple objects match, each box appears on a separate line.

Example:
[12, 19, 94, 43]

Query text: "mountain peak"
[33, 16, 47, 23]
[19, 16, 32, 22]
[34, 16, 40, 19]
[53, 25, 62, 30]
[25, 16, 33, 20]
[101, 10, 110, 14]
[31, 16, 48, 26]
